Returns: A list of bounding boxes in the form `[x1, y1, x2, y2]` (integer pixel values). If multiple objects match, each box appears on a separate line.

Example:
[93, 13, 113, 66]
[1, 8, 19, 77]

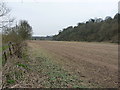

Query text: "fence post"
[16, 43, 22, 58]
[8, 42, 12, 56]
[3, 51, 7, 61]
[11, 43, 15, 54]
[12, 43, 14, 50]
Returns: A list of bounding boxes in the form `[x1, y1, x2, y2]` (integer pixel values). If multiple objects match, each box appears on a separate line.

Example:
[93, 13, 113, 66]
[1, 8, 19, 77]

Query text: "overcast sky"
[4, 0, 119, 36]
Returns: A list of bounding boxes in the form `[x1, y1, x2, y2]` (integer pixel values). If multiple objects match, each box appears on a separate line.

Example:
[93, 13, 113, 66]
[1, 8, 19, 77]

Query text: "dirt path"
[27, 40, 118, 88]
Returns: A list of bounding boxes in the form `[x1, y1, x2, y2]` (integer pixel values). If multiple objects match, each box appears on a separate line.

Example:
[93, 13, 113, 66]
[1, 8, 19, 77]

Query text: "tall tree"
[18, 20, 32, 40]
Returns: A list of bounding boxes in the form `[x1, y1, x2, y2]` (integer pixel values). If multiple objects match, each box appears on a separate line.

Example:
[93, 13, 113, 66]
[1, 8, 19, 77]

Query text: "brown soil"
[27, 40, 118, 88]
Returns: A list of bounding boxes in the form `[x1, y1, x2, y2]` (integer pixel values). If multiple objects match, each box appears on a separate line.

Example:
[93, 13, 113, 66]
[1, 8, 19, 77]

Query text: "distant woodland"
[53, 13, 119, 43]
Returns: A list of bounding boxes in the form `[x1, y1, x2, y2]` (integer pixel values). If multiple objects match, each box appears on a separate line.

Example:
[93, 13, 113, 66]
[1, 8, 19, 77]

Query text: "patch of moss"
[16, 63, 28, 69]
[7, 79, 15, 84]
[2, 45, 9, 51]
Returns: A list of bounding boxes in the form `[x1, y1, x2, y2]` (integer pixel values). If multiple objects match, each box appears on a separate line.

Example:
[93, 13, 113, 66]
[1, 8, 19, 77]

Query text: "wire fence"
[2, 42, 22, 65]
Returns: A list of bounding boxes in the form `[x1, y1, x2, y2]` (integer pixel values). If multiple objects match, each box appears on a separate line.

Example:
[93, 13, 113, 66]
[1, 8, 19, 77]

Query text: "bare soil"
[27, 40, 118, 88]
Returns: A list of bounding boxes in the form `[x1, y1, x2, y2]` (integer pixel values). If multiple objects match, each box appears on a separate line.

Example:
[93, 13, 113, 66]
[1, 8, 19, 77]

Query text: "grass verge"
[29, 47, 86, 88]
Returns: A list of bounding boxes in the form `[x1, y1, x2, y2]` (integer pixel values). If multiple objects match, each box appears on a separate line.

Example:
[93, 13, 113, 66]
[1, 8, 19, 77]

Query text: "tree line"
[53, 13, 119, 43]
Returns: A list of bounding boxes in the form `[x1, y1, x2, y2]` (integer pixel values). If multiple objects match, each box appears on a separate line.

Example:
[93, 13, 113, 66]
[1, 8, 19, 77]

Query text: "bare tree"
[0, 2, 10, 17]
[0, 2, 14, 29]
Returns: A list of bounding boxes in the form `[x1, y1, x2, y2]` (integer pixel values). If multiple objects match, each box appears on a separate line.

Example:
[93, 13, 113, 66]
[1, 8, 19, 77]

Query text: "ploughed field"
[27, 40, 118, 88]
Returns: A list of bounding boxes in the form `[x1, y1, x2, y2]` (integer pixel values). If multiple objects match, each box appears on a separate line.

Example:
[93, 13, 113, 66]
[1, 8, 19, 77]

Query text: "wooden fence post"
[8, 42, 12, 56]
[12, 43, 14, 50]
[11, 43, 15, 54]
[3, 51, 7, 61]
